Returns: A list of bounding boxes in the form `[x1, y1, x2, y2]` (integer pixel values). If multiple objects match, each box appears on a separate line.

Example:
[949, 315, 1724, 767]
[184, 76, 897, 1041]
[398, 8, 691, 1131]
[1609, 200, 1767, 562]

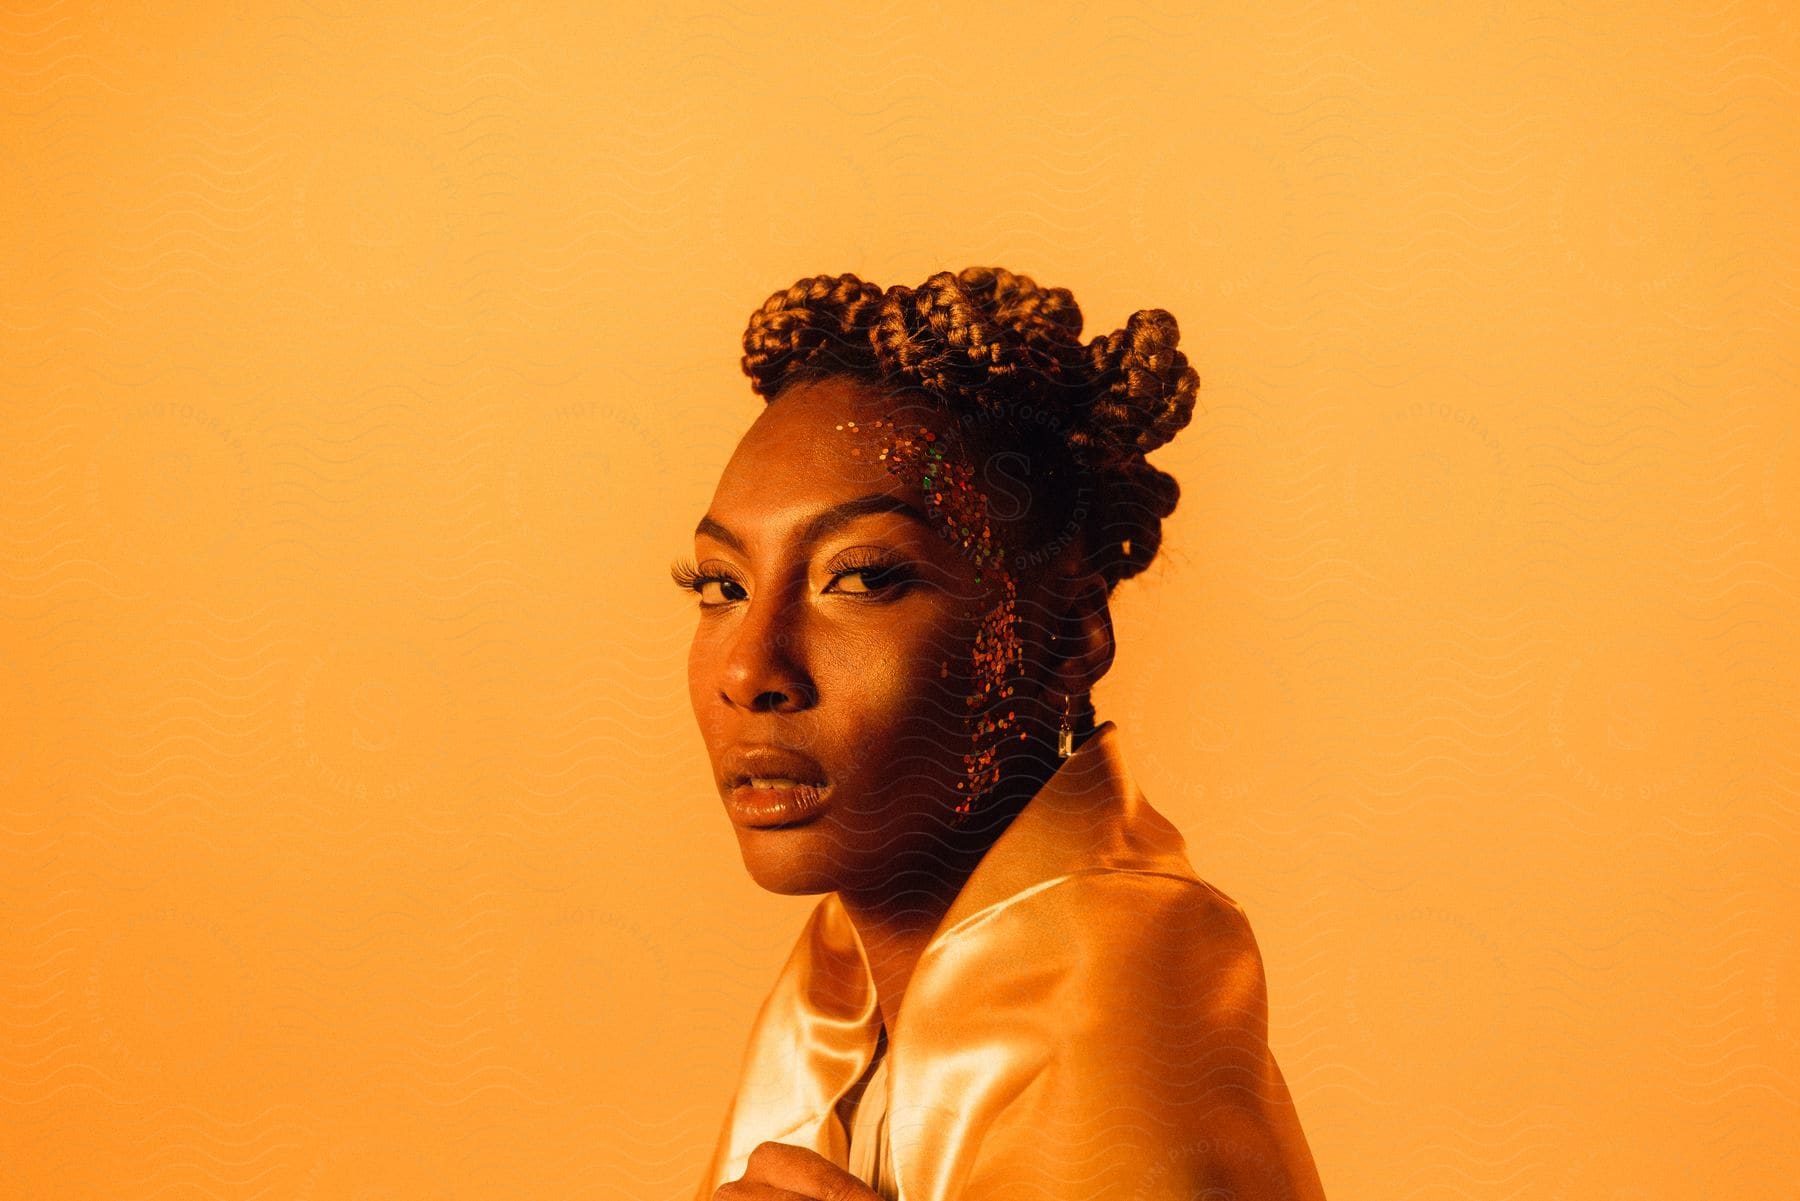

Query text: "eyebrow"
[694, 493, 932, 555]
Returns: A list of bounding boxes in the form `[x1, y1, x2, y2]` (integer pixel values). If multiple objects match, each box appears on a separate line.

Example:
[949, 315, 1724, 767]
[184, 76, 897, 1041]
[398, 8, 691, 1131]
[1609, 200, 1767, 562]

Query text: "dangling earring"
[1056, 692, 1074, 759]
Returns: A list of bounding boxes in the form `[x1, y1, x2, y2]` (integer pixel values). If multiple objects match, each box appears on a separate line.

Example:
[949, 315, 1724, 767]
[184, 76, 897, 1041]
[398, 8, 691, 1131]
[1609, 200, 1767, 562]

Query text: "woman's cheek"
[685, 631, 715, 723]
[847, 621, 968, 743]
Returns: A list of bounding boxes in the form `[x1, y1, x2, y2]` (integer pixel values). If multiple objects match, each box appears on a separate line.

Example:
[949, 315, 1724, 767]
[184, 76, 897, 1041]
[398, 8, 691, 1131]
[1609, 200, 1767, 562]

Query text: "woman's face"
[679, 376, 1039, 898]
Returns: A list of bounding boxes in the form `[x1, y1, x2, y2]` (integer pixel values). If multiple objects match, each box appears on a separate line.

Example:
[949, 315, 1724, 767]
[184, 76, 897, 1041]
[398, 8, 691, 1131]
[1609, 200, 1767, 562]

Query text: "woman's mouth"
[724, 779, 830, 828]
[719, 745, 833, 828]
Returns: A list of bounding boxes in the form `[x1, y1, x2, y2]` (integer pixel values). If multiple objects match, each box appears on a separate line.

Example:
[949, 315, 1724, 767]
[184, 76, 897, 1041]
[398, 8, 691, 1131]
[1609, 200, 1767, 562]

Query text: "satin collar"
[807, 719, 1198, 1100]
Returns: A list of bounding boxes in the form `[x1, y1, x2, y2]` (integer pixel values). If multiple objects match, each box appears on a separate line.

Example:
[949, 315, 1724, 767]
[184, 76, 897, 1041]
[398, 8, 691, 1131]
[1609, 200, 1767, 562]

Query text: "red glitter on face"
[841, 415, 1024, 824]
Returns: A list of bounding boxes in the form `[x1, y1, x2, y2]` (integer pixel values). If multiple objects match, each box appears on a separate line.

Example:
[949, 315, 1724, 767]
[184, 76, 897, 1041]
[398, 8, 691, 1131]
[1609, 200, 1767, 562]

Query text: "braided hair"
[740, 266, 1201, 592]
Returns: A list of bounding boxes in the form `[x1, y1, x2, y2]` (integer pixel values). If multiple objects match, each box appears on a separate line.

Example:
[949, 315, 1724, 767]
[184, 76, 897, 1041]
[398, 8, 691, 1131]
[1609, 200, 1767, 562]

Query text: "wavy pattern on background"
[2, 2, 1796, 1199]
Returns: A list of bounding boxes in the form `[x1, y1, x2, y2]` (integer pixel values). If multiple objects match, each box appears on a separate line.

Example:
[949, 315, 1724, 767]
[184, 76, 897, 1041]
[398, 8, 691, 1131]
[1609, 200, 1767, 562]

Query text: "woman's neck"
[834, 737, 1068, 1036]
[836, 883, 960, 1038]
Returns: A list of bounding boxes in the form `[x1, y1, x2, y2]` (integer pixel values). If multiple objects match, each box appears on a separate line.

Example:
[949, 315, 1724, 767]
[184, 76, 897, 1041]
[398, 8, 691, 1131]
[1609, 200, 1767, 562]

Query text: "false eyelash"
[823, 548, 903, 577]
[667, 552, 915, 603]
[669, 557, 739, 594]
[823, 551, 918, 597]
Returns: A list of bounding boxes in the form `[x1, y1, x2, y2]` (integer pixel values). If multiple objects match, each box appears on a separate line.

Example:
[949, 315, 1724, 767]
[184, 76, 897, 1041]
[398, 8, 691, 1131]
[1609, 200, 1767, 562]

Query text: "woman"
[676, 268, 1326, 1201]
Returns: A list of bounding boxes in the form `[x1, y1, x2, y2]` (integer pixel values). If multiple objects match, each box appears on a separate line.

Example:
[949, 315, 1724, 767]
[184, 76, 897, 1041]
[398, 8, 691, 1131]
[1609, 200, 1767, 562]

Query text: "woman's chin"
[733, 827, 846, 896]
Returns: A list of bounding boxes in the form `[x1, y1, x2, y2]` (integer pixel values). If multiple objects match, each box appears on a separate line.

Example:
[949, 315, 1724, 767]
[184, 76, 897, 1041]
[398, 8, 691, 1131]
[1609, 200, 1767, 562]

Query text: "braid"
[1071, 308, 1199, 583]
[741, 273, 886, 396]
[740, 266, 1201, 590]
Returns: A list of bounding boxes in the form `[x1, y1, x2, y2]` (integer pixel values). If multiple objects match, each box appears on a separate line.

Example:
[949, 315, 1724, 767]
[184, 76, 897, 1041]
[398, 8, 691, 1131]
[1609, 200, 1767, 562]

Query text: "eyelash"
[668, 554, 914, 607]
[667, 559, 741, 605]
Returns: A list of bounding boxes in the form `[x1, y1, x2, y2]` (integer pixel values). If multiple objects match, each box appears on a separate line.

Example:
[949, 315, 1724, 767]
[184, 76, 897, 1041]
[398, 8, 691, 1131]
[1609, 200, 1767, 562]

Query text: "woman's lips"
[724, 780, 830, 829]
[719, 744, 831, 828]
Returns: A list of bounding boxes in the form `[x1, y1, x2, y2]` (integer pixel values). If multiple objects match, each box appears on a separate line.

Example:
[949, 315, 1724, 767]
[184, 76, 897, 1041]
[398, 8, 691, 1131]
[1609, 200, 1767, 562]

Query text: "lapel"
[698, 721, 1199, 1197]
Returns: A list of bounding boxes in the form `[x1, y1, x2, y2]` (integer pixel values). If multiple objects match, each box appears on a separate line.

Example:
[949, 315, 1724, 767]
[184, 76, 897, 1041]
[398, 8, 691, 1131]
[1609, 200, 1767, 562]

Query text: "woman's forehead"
[750, 377, 942, 447]
[706, 377, 1053, 588]
[713, 380, 939, 511]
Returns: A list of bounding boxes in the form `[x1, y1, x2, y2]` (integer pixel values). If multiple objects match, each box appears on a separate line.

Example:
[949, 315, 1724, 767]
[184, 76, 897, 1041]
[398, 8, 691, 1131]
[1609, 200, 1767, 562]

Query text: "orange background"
[3, 3, 1796, 1198]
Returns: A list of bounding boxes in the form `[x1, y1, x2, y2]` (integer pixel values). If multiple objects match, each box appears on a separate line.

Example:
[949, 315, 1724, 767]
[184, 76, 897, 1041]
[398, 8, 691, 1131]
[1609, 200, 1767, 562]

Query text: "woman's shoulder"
[1011, 863, 1256, 947]
[1054, 867, 1261, 968]
[937, 866, 1269, 1025]
[913, 871, 1323, 1201]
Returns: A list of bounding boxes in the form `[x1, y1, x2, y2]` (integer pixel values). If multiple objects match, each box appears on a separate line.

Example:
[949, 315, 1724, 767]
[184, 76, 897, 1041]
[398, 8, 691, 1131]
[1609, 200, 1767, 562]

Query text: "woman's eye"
[825, 564, 907, 596]
[669, 559, 747, 607]
[696, 578, 745, 605]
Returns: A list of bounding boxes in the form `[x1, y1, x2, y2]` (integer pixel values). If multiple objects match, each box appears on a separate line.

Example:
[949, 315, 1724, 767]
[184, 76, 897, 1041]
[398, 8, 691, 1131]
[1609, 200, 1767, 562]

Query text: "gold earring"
[1056, 692, 1074, 759]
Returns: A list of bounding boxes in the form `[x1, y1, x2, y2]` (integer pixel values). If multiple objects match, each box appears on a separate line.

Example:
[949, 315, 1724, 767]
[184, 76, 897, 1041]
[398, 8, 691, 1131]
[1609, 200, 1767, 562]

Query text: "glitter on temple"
[847, 415, 1024, 822]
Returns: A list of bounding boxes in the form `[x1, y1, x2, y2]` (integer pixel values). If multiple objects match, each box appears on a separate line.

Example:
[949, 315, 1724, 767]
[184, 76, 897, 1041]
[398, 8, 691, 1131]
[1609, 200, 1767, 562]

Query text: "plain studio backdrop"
[1, 3, 1795, 1198]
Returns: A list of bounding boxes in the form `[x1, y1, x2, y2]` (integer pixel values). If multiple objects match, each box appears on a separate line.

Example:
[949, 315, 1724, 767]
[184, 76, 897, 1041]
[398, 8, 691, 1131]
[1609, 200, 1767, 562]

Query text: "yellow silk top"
[695, 721, 1328, 1201]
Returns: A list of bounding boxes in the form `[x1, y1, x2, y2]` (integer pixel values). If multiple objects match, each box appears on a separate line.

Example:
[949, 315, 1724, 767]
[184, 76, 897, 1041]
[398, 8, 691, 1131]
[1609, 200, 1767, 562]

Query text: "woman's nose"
[717, 599, 816, 713]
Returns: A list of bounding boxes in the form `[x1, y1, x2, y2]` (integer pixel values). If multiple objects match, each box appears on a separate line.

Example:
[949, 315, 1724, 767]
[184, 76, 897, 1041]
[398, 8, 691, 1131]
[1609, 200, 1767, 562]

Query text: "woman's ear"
[1050, 569, 1114, 696]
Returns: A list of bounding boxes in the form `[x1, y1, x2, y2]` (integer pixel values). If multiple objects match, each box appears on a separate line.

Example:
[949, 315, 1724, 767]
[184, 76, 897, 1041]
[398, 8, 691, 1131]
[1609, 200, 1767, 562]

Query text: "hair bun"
[1072, 308, 1199, 470]
[742, 273, 885, 397]
[868, 267, 1087, 404]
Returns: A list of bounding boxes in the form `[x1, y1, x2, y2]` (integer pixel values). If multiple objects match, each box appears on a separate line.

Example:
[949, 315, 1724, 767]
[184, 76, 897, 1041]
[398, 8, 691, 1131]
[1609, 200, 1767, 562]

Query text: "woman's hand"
[713, 1141, 883, 1201]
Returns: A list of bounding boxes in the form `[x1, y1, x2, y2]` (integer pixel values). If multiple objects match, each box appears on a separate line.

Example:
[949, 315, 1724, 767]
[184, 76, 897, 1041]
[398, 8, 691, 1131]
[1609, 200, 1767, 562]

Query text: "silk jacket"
[696, 721, 1327, 1201]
